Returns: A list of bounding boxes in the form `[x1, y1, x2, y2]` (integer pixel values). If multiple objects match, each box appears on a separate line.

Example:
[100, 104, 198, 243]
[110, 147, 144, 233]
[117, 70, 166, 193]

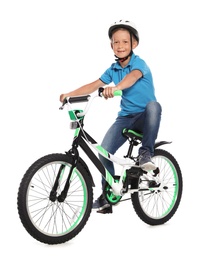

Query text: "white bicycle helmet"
[108, 20, 139, 43]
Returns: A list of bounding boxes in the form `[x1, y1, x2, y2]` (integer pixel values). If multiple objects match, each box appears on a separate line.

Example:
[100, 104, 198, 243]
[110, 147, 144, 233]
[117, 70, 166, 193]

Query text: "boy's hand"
[103, 87, 118, 99]
[60, 94, 66, 102]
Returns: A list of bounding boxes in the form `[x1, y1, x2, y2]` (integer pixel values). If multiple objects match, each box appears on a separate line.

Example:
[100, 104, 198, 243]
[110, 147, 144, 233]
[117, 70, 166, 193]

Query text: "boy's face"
[111, 29, 137, 59]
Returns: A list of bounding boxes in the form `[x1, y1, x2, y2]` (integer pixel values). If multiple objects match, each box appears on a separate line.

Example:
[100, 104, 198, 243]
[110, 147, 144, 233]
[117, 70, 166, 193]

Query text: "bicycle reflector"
[69, 121, 79, 129]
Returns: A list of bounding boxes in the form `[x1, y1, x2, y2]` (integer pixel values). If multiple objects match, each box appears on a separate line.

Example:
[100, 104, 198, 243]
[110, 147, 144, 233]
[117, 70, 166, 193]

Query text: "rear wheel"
[131, 149, 183, 225]
[17, 153, 93, 244]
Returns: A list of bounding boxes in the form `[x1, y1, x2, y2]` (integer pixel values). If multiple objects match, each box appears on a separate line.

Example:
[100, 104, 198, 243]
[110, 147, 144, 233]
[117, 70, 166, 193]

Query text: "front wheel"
[17, 153, 93, 244]
[131, 149, 183, 225]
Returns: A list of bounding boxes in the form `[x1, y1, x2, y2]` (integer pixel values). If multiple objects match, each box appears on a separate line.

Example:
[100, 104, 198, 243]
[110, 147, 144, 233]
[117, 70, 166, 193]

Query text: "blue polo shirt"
[100, 53, 157, 116]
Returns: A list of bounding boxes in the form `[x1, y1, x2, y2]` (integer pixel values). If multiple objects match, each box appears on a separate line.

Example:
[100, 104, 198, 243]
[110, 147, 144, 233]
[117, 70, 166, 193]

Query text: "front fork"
[49, 147, 79, 202]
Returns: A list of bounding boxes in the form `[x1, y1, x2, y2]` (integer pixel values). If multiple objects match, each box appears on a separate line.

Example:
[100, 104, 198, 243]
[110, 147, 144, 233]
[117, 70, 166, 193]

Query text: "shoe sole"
[141, 162, 157, 172]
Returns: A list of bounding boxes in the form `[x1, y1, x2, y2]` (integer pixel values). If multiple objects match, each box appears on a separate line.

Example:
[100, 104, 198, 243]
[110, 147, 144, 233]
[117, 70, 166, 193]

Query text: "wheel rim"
[138, 155, 179, 219]
[26, 161, 88, 236]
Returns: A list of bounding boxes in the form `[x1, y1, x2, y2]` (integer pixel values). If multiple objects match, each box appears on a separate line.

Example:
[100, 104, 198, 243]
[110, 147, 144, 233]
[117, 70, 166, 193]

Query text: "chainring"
[104, 176, 122, 205]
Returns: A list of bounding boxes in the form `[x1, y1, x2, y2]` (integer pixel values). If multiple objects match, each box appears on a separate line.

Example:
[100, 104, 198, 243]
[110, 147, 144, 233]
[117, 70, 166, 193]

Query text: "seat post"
[124, 139, 137, 158]
[122, 128, 142, 159]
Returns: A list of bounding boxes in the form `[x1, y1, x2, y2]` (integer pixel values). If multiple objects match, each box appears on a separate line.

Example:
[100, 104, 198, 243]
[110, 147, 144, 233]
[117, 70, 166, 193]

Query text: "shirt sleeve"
[131, 56, 150, 76]
[99, 64, 114, 84]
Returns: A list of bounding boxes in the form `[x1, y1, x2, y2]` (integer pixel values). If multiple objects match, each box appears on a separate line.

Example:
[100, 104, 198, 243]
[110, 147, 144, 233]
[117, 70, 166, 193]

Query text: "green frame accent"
[96, 145, 109, 157]
[68, 109, 84, 121]
[74, 128, 80, 138]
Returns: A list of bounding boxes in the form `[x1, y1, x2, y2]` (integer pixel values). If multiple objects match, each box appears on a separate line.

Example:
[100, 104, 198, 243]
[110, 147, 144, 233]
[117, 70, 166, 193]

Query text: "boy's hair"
[110, 27, 138, 43]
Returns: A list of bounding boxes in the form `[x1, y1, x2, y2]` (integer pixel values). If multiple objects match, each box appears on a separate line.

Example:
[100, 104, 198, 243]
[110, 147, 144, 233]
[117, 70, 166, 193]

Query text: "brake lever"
[98, 87, 104, 97]
[59, 98, 68, 110]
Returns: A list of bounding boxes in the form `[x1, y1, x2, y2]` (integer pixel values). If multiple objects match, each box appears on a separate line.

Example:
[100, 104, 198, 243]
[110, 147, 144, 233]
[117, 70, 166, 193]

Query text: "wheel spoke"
[26, 161, 87, 236]
[133, 149, 182, 223]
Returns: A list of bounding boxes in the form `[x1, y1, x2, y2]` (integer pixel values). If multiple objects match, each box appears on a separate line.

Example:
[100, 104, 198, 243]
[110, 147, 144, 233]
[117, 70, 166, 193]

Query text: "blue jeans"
[99, 101, 162, 186]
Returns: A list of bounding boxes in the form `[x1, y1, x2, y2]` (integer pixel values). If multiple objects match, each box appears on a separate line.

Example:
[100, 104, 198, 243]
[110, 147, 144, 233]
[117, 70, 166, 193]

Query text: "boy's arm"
[116, 70, 143, 90]
[103, 70, 142, 99]
[60, 79, 105, 102]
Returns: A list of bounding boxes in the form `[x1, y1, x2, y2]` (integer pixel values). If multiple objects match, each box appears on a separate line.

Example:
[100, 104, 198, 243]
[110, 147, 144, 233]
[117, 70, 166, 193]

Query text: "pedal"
[153, 167, 160, 177]
[97, 206, 112, 214]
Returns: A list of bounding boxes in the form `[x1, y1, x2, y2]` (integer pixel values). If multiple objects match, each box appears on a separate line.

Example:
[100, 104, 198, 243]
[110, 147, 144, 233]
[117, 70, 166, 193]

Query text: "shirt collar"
[113, 52, 136, 69]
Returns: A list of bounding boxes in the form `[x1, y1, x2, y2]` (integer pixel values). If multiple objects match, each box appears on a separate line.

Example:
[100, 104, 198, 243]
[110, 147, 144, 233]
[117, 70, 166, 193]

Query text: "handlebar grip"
[113, 90, 122, 96]
[98, 87, 122, 97]
[68, 95, 90, 104]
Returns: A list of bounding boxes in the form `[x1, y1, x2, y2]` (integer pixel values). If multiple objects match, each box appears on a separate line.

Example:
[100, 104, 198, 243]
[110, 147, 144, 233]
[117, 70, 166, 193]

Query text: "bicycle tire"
[131, 149, 183, 225]
[17, 153, 93, 244]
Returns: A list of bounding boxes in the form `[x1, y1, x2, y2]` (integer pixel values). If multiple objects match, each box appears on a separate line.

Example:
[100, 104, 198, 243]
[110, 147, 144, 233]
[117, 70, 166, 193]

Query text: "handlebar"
[59, 88, 122, 118]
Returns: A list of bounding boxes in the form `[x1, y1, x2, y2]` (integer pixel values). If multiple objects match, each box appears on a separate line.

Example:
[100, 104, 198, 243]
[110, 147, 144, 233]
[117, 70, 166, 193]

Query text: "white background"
[1, 0, 208, 259]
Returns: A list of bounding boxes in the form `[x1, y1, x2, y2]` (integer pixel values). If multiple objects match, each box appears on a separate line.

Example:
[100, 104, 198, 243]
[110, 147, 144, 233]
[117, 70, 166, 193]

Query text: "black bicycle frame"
[70, 128, 107, 181]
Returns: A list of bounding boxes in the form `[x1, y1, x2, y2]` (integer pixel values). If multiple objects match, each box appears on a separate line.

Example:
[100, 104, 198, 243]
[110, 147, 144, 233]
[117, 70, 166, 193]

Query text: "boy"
[60, 20, 162, 213]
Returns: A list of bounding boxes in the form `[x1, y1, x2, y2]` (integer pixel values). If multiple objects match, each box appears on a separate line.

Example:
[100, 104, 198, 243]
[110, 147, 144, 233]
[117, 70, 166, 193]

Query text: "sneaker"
[92, 194, 110, 210]
[136, 153, 156, 171]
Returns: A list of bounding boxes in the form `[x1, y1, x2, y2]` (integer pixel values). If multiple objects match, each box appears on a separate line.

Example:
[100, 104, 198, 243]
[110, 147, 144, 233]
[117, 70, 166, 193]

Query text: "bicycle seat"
[122, 128, 143, 141]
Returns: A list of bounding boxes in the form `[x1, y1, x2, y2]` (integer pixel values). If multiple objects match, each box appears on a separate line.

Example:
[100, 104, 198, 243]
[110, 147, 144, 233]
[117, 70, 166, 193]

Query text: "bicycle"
[17, 87, 183, 245]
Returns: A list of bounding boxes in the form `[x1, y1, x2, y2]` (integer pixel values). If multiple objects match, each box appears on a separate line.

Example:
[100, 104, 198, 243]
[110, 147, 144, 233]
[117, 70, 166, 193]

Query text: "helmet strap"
[115, 50, 133, 62]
